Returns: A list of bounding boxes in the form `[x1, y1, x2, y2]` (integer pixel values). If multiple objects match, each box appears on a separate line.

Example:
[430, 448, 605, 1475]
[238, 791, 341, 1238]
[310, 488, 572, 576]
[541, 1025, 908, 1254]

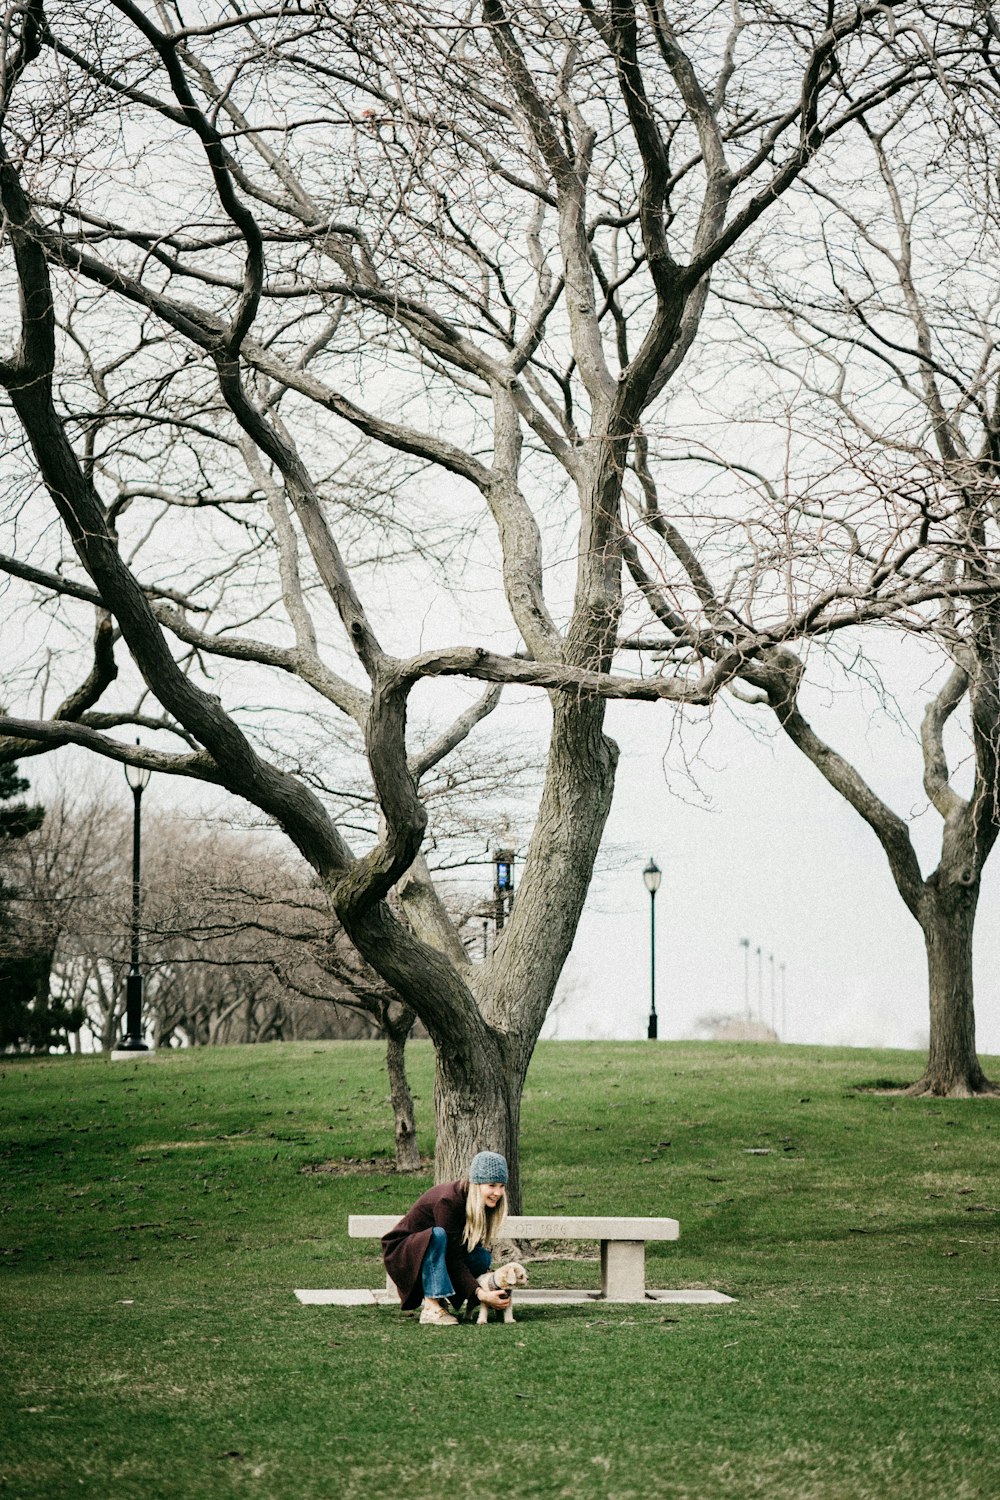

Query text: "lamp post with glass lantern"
[643, 858, 661, 1039]
[118, 747, 151, 1052]
[493, 848, 515, 934]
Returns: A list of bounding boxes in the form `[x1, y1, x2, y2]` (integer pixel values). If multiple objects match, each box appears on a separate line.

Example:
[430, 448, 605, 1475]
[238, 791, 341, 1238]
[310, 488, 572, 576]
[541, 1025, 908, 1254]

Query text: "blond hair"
[462, 1180, 507, 1251]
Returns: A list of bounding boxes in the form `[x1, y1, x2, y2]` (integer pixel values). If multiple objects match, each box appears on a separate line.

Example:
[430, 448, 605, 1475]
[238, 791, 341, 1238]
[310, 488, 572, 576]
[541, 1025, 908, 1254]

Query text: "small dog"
[472, 1261, 528, 1324]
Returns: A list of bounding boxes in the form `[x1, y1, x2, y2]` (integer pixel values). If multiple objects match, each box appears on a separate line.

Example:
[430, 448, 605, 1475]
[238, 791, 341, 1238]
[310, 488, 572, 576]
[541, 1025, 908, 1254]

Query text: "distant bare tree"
[692, 58, 1000, 1094]
[6, 795, 120, 1050]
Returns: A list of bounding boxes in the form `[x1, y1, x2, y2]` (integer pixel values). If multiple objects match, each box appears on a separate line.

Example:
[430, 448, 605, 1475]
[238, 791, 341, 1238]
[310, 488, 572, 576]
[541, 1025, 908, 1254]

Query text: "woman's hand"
[476, 1285, 511, 1311]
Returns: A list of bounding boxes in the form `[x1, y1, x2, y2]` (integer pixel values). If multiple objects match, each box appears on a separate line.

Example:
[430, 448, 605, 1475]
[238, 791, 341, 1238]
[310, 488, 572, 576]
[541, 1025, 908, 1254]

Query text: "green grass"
[2, 1039, 998, 1500]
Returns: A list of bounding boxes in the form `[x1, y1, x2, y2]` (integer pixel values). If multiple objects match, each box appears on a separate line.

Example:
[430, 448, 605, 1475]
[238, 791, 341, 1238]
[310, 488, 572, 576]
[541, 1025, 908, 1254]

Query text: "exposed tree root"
[902, 1075, 1000, 1098]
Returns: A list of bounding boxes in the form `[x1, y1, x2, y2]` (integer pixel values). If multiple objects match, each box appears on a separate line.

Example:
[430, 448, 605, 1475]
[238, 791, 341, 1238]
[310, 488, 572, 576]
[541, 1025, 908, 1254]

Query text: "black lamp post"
[493, 848, 515, 934]
[643, 858, 661, 1039]
[118, 747, 151, 1052]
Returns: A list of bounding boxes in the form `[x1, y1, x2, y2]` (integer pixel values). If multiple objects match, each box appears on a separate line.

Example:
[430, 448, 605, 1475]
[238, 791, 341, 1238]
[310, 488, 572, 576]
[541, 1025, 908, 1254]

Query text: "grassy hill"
[2, 1040, 998, 1499]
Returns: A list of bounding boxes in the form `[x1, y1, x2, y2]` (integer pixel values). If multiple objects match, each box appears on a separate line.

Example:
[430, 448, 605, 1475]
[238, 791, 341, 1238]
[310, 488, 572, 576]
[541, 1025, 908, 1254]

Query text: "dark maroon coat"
[382, 1179, 480, 1311]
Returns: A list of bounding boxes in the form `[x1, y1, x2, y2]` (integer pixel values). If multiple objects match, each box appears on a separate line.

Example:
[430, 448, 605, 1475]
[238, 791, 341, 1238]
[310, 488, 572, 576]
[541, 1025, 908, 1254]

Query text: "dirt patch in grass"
[851, 1078, 913, 1094]
[300, 1155, 433, 1175]
[507, 1242, 600, 1262]
[140, 1139, 246, 1151]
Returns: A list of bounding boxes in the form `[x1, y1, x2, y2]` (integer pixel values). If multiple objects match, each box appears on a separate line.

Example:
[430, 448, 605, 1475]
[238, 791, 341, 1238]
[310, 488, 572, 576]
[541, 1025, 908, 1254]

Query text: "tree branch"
[921, 663, 969, 822]
[766, 673, 925, 917]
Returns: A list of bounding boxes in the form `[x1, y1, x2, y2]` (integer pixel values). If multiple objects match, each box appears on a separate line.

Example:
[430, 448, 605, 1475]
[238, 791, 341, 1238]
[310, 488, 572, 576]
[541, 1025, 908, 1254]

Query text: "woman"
[381, 1151, 514, 1325]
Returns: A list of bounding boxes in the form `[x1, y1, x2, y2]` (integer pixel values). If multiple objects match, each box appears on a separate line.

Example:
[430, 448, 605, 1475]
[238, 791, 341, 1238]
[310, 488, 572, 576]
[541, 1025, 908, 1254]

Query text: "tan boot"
[419, 1299, 458, 1325]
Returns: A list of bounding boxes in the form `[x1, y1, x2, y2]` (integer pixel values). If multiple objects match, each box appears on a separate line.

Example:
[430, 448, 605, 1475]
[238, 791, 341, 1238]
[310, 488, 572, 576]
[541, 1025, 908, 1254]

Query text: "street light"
[118, 744, 151, 1052]
[739, 937, 750, 1021]
[642, 858, 661, 1040]
[493, 848, 515, 934]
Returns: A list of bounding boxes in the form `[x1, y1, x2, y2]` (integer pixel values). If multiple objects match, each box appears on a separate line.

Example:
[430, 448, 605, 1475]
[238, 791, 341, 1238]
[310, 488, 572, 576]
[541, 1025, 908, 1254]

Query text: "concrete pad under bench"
[295, 1287, 734, 1306]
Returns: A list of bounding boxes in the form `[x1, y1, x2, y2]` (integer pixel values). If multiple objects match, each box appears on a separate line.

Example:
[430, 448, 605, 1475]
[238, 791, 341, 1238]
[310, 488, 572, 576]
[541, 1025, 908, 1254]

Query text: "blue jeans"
[420, 1226, 491, 1301]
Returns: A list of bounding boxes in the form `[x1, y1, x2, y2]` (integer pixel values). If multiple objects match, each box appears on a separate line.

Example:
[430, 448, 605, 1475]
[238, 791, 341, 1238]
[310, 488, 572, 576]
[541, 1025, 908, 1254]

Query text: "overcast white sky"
[549, 653, 1000, 1056]
[556, 702, 1000, 1056]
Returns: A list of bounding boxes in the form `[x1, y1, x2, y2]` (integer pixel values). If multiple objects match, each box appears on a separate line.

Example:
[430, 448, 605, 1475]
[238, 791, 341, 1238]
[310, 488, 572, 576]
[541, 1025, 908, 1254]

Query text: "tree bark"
[99, 978, 120, 1053]
[428, 691, 618, 1210]
[384, 1008, 422, 1172]
[432, 1033, 525, 1212]
[909, 880, 998, 1096]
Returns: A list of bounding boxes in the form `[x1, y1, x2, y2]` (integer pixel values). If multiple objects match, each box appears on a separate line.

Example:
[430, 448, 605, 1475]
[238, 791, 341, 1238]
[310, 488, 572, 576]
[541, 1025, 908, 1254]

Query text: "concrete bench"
[349, 1212, 681, 1303]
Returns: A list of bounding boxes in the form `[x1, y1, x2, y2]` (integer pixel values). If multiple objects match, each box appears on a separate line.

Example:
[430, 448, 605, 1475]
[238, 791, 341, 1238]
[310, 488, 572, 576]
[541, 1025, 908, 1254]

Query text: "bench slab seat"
[350, 1213, 680, 1240]
[349, 1212, 685, 1303]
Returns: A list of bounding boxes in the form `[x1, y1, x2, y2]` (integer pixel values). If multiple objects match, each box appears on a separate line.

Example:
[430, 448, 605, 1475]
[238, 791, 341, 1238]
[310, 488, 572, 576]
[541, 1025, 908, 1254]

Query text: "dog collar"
[488, 1272, 499, 1292]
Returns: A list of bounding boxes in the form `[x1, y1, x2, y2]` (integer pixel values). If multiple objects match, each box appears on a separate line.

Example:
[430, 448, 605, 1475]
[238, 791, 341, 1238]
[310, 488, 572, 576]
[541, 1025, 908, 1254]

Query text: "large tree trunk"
[909, 880, 997, 1096]
[334, 687, 618, 1210]
[433, 692, 618, 1210]
[433, 1036, 525, 1211]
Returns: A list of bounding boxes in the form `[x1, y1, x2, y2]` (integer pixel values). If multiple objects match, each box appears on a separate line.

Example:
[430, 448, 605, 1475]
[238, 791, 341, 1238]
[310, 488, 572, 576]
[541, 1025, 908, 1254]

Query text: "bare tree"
[680, 45, 1000, 1095]
[9, 793, 429, 1160]
[0, 3, 986, 1197]
[137, 817, 431, 1169]
[5, 794, 122, 1050]
[7, 797, 370, 1038]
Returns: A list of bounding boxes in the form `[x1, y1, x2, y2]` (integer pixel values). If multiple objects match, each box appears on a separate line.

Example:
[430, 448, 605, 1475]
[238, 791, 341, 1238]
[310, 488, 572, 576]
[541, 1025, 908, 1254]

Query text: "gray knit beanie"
[468, 1150, 508, 1185]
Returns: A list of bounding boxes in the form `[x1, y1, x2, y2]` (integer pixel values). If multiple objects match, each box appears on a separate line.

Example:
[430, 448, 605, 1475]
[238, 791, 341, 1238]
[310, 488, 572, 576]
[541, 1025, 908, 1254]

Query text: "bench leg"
[386, 1271, 401, 1301]
[600, 1240, 646, 1301]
